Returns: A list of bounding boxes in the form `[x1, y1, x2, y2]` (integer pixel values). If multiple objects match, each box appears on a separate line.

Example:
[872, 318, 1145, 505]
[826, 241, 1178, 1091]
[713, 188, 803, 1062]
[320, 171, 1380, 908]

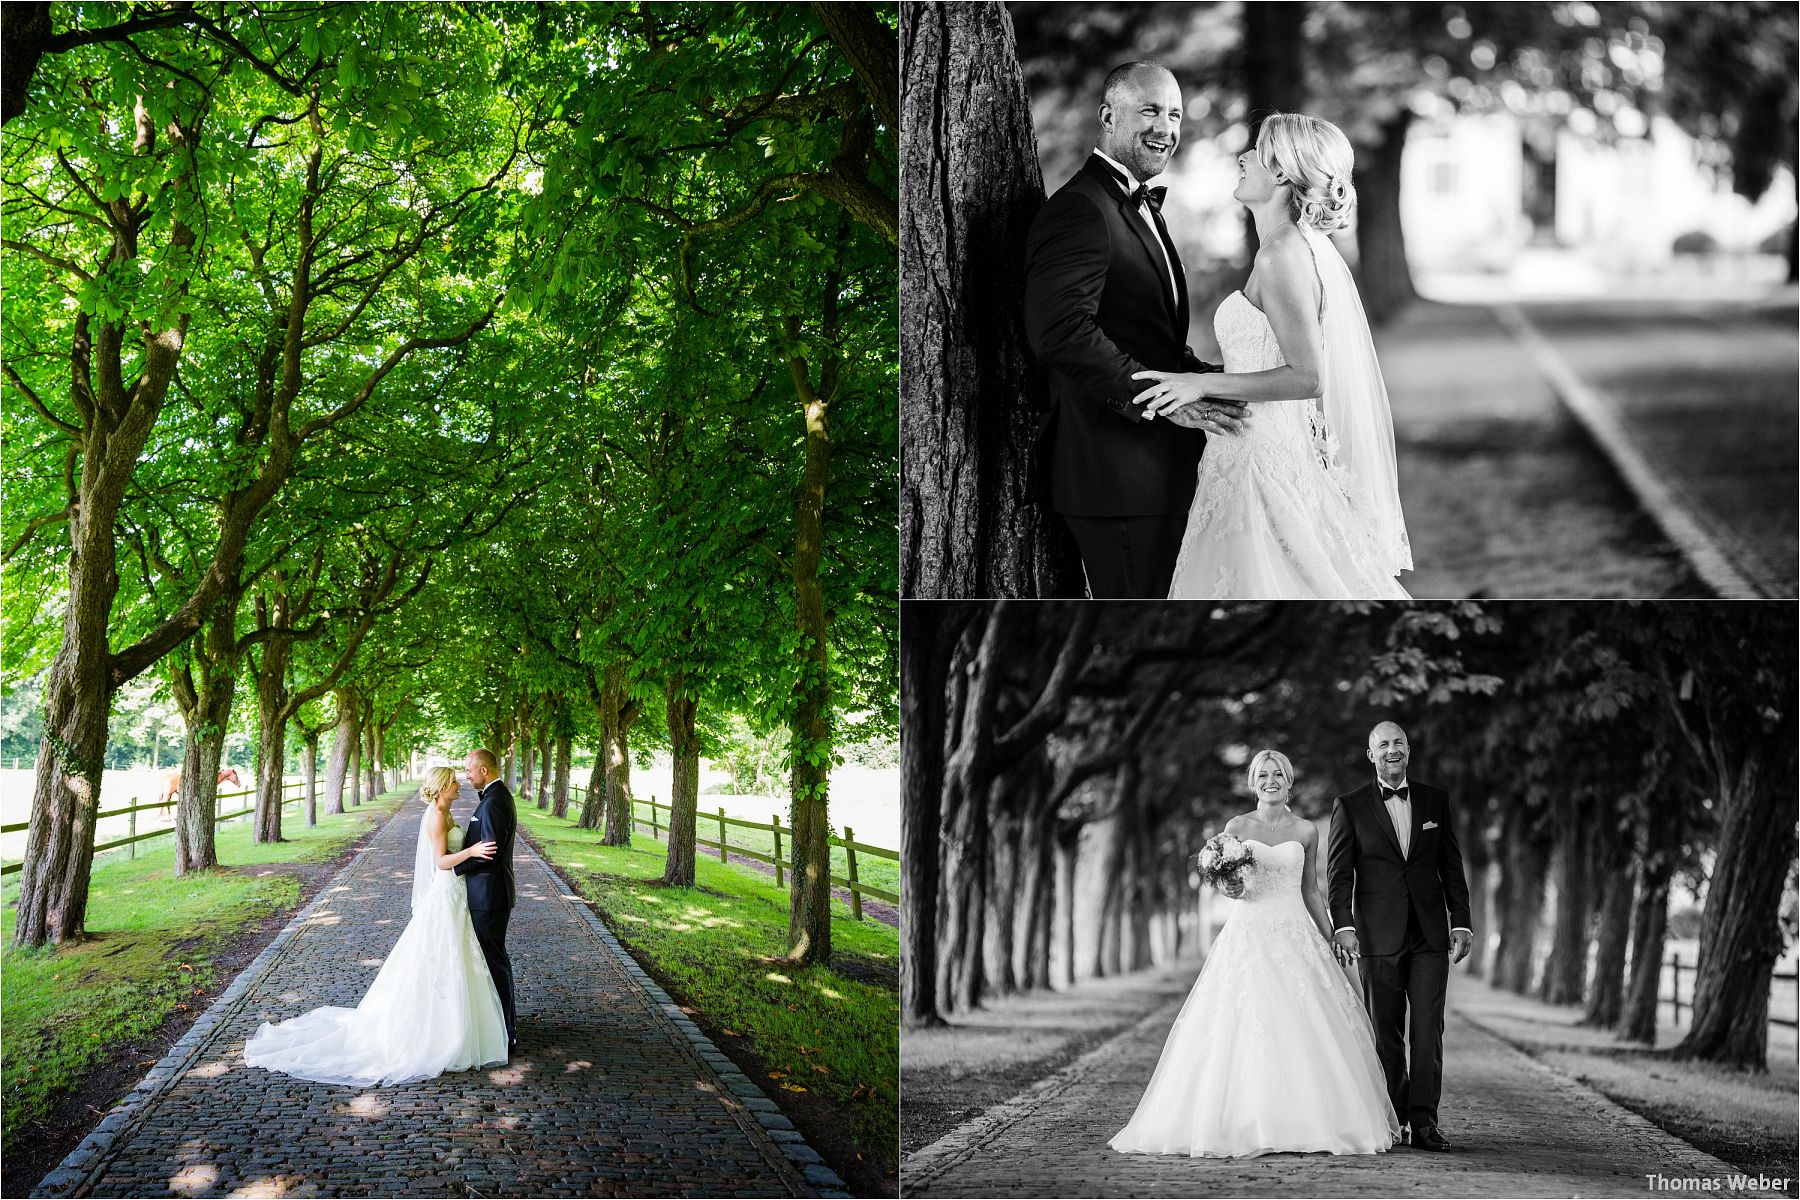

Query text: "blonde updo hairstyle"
[1245, 748, 1296, 793]
[422, 765, 458, 808]
[1255, 113, 1357, 234]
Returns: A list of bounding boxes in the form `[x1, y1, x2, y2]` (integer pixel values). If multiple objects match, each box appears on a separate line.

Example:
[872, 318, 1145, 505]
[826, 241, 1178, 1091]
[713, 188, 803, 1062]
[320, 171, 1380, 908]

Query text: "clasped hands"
[1132, 369, 1248, 436]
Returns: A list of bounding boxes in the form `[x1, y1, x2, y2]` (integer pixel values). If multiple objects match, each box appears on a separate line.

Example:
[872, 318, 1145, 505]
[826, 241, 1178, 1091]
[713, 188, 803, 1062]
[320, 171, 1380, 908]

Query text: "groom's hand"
[1333, 929, 1360, 964]
[1162, 397, 1248, 436]
[1451, 929, 1473, 964]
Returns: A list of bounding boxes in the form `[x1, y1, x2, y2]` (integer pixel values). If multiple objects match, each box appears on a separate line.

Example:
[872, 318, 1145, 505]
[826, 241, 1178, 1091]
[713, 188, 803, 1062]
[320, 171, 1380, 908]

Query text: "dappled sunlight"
[486, 1061, 535, 1086]
[358, 958, 383, 967]
[496, 1113, 522, 1129]
[169, 1163, 220, 1195]
[228, 1175, 301, 1198]
[187, 1060, 229, 1080]
[563, 1059, 593, 1074]
[615, 912, 647, 925]
[344, 1092, 389, 1118]
[764, 972, 793, 986]
[300, 911, 342, 927]
[814, 986, 846, 1001]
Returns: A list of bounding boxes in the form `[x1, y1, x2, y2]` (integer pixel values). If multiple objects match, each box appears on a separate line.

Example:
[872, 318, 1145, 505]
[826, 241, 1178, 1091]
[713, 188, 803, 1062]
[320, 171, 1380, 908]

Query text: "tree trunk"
[1242, 1, 1309, 259]
[520, 723, 536, 808]
[169, 599, 241, 876]
[324, 695, 357, 816]
[1539, 815, 1593, 1006]
[302, 733, 319, 828]
[252, 634, 292, 844]
[583, 753, 606, 832]
[1352, 110, 1417, 326]
[13, 613, 112, 945]
[550, 730, 572, 820]
[534, 723, 551, 809]
[661, 681, 700, 887]
[350, 735, 363, 808]
[901, 603, 949, 1026]
[784, 319, 836, 966]
[253, 714, 287, 844]
[1619, 853, 1674, 1043]
[1582, 866, 1635, 1027]
[1492, 820, 1548, 995]
[597, 663, 639, 844]
[1673, 770, 1796, 1070]
[898, 2, 1080, 598]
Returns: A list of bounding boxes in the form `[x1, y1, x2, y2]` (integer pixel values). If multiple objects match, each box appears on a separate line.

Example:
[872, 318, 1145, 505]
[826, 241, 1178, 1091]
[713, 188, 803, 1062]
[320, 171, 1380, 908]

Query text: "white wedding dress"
[1168, 229, 1411, 600]
[1110, 840, 1399, 1157]
[244, 807, 508, 1087]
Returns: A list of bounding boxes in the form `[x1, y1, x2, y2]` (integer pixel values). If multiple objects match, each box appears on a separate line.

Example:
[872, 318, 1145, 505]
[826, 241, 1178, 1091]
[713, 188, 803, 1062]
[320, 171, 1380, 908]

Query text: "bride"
[1111, 750, 1398, 1157]
[1135, 113, 1412, 600]
[244, 766, 509, 1086]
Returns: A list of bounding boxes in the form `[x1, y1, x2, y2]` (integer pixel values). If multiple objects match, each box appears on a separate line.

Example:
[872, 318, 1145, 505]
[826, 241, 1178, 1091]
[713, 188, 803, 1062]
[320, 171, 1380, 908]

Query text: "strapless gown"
[1110, 839, 1400, 1157]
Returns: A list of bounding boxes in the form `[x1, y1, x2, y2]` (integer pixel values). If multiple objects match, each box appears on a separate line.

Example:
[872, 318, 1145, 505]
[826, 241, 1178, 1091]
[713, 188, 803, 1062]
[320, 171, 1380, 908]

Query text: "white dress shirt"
[1092, 147, 1179, 304]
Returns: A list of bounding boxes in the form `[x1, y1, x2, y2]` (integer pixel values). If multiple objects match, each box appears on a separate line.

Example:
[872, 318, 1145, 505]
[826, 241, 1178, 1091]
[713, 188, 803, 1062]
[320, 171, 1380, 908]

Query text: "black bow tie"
[1133, 184, 1167, 213]
[1381, 785, 1409, 801]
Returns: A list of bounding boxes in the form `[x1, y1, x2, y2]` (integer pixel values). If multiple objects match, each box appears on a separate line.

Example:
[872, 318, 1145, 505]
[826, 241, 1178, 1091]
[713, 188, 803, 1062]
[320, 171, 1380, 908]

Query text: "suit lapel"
[1406, 789, 1434, 863]
[1364, 786, 1405, 860]
[1085, 159, 1181, 329]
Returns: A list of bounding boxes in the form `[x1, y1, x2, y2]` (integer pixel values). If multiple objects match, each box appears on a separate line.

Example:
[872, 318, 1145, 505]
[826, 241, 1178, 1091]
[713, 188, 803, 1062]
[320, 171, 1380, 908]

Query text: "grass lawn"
[567, 793, 900, 901]
[1, 784, 413, 1158]
[518, 802, 899, 1184]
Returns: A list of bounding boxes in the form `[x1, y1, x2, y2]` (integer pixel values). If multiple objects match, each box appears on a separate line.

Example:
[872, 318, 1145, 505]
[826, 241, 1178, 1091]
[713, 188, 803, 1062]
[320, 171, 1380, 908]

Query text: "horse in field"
[156, 767, 242, 813]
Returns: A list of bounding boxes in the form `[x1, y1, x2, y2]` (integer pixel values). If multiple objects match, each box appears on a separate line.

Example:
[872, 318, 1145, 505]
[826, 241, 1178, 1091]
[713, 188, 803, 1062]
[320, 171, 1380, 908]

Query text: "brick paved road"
[903, 974, 1790, 1198]
[37, 786, 840, 1199]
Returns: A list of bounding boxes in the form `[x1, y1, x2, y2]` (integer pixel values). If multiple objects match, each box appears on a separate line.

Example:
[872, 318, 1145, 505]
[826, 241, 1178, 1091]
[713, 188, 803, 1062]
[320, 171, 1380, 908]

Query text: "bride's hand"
[1133, 369, 1209, 418]
[466, 839, 497, 862]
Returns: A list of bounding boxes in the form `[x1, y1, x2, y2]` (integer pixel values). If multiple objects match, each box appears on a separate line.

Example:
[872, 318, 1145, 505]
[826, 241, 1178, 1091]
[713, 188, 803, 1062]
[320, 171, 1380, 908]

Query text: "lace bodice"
[1227, 839, 1311, 922]
[1212, 292, 1333, 466]
[1165, 294, 1409, 599]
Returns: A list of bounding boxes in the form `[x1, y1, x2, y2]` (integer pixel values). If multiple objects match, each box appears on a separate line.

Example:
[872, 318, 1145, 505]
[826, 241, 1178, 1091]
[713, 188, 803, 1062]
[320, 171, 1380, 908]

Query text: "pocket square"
[1422, 821, 1439, 830]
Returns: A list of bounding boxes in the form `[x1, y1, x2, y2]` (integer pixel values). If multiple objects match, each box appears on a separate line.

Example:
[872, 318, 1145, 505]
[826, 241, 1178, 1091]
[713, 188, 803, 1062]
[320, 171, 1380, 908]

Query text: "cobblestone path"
[38, 786, 841, 1199]
[903, 975, 1788, 1198]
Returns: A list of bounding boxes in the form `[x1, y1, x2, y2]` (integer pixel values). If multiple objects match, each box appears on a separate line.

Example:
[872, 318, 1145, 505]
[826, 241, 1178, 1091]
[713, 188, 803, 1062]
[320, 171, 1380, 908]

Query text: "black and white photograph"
[900, 2, 1797, 600]
[899, 600, 1798, 1197]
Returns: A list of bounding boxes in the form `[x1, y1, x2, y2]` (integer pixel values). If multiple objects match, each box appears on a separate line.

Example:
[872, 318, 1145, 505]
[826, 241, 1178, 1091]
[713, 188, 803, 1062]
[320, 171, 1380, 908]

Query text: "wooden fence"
[1662, 951, 1798, 1029]
[565, 784, 898, 919]
[1, 777, 325, 877]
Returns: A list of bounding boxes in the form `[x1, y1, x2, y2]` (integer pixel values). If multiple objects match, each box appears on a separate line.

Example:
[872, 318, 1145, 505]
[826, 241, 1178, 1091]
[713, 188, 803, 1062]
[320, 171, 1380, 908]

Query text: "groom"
[1023, 60, 1244, 598]
[1327, 721, 1472, 1151]
[458, 748, 518, 1052]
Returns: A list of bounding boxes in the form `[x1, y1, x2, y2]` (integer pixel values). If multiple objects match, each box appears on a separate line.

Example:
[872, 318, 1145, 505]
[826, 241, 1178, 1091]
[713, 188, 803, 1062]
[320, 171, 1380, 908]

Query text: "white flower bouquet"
[1195, 832, 1256, 894]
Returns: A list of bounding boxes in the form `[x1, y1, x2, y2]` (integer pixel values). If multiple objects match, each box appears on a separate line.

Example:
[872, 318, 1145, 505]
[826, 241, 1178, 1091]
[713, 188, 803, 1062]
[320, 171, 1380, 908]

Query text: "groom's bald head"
[1098, 62, 1182, 182]
[466, 748, 498, 787]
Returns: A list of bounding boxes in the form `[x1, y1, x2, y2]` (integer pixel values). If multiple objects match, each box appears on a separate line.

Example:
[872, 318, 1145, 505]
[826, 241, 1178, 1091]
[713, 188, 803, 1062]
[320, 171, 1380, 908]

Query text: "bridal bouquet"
[1195, 833, 1256, 893]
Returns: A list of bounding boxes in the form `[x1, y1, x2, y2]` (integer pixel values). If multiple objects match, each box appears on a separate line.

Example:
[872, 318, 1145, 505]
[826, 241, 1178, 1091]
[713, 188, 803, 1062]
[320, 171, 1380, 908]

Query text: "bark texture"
[899, 2, 1079, 598]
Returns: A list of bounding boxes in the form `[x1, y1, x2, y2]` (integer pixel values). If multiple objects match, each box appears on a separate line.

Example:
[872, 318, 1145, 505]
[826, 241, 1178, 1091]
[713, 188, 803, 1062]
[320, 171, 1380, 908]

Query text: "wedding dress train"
[1110, 840, 1399, 1157]
[244, 806, 508, 1087]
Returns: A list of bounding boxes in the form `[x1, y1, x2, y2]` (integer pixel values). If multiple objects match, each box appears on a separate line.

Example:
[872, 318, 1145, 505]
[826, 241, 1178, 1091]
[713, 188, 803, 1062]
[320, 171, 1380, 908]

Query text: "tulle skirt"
[244, 879, 508, 1087]
[1110, 903, 1400, 1157]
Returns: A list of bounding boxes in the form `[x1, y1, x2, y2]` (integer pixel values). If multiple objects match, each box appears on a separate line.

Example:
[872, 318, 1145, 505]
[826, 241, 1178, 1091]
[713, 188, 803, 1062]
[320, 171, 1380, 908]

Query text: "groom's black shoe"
[1412, 1125, 1454, 1151]
[1398, 1126, 1409, 1146]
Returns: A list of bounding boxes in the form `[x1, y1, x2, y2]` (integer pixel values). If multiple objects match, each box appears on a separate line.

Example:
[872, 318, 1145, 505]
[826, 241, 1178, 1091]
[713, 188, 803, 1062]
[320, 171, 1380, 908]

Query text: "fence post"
[845, 826, 862, 921]
[772, 816, 784, 887]
[651, 797, 660, 841]
[1671, 953, 1684, 1025]
[129, 802, 137, 861]
[718, 807, 729, 863]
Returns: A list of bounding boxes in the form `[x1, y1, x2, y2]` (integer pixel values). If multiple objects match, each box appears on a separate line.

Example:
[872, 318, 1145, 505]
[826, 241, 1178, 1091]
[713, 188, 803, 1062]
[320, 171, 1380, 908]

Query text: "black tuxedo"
[1023, 155, 1220, 596]
[455, 779, 517, 1041]
[1327, 780, 1472, 1130]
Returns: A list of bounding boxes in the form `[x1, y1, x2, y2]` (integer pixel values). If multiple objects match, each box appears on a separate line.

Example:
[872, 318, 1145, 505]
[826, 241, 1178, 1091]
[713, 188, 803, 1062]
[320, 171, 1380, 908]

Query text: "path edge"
[32, 798, 411, 1199]
[1488, 302, 1769, 599]
[539, 843, 852, 1197]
